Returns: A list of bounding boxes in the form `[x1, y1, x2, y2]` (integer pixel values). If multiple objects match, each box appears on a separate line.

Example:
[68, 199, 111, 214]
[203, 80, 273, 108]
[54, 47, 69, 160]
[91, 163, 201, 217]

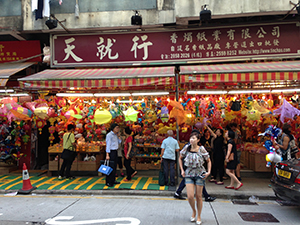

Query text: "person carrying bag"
[58, 124, 77, 180]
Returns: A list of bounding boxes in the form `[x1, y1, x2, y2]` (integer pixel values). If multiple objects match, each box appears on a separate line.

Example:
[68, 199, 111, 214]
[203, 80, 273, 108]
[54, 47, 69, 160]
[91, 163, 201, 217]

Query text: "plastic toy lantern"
[36, 119, 46, 134]
[48, 126, 56, 144]
[22, 134, 30, 145]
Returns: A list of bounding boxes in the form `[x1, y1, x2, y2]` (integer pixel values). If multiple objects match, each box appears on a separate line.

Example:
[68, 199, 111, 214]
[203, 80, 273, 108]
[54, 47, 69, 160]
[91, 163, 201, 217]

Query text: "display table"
[48, 144, 106, 176]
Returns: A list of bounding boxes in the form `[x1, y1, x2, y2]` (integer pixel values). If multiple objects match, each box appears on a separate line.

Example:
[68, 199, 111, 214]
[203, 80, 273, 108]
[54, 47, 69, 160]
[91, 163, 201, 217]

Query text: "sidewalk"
[0, 170, 276, 200]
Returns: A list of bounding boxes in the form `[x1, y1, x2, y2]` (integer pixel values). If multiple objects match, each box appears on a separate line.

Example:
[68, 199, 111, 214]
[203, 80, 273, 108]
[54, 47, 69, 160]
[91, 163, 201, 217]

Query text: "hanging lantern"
[36, 119, 46, 134]
[22, 134, 30, 145]
[49, 126, 56, 145]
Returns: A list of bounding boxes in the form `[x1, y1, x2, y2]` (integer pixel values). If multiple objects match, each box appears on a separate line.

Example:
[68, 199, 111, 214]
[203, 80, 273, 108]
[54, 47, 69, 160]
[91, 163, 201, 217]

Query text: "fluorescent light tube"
[56, 93, 94, 97]
[132, 92, 169, 96]
[271, 89, 300, 93]
[228, 90, 270, 94]
[187, 90, 227, 95]
[94, 93, 131, 97]
[0, 89, 14, 93]
[10, 93, 29, 97]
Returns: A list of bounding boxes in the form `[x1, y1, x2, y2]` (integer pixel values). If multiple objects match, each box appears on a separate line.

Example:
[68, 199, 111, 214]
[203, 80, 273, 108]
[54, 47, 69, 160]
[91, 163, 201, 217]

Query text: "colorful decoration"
[94, 109, 112, 124]
[258, 125, 282, 167]
[123, 106, 139, 122]
[273, 99, 300, 123]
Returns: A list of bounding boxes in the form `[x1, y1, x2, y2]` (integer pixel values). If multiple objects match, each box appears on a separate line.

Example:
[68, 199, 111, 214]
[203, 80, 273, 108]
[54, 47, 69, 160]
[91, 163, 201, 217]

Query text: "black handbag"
[61, 149, 77, 161]
[159, 164, 165, 186]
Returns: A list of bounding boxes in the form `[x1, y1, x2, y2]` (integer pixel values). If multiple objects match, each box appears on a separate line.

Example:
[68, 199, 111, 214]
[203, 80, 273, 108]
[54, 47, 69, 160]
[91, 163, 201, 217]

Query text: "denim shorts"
[185, 177, 205, 186]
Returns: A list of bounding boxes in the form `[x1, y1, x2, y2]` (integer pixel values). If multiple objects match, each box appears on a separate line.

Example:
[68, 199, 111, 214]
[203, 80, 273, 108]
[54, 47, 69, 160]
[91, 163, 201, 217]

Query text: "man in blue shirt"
[105, 123, 121, 187]
[161, 130, 179, 186]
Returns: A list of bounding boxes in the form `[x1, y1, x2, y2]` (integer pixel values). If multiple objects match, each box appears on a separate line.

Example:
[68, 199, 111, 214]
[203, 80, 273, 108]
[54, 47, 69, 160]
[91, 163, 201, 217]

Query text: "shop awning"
[0, 62, 35, 87]
[179, 61, 300, 83]
[18, 67, 175, 89]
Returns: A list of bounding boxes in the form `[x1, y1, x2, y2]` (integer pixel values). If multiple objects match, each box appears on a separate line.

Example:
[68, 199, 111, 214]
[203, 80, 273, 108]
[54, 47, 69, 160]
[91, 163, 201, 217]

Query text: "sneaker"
[120, 173, 125, 177]
[58, 176, 63, 180]
[174, 193, 186, 200]
[66, 176, 75, 180]
[115, 173, 118, 177]
[205, 196, 216, 202]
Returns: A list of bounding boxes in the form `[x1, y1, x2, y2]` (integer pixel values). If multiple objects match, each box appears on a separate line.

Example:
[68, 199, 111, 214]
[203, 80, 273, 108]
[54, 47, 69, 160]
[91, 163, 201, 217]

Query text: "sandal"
[215, 181, 224, 185]
[131, 171, 137, 178]
[209, 179, 217, 182]
[123, 178, 131, 182]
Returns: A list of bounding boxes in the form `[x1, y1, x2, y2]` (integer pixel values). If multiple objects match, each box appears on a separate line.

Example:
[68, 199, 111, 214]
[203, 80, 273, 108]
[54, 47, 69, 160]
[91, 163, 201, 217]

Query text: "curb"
[0, 189, 276, 201]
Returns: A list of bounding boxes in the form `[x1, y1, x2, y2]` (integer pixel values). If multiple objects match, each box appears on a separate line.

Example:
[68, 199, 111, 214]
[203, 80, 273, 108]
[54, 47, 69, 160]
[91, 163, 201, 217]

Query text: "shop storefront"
[1, 21, 300, 175]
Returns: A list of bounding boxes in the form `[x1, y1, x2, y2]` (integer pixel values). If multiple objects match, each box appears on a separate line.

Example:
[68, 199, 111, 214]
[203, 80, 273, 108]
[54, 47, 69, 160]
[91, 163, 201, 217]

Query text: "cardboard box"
[244, 151, 249, 169]
[148, 164, 161, 170]
[48, 160, 59, 171]
[136, 163, 150, 170]
[253, 153, 272, 172]
[78, 161, 98, 171]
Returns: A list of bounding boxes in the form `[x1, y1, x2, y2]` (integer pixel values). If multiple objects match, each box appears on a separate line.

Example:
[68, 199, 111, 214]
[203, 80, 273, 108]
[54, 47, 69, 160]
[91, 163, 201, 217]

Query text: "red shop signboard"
[51, 22, 300, 67]
[0, 40, 41, 63]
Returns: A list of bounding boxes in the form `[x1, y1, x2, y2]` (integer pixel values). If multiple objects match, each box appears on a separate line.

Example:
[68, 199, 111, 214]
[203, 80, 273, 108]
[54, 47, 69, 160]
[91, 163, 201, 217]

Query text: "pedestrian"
[58, 124, 77, 180]
[123, 126, 137, 181]
[200, 128, 212, 152]
[105, 123, 122, 187]
[225, 130, 243, 190]
[116, 129, 125, 178]
[174, 130, 216, 202]
[274, 123, 299, 160]
[179, 132, 212, 225]
[207, 126, 225, 185]
[230, 122, 242, 181]
[160, 130, 180, 186]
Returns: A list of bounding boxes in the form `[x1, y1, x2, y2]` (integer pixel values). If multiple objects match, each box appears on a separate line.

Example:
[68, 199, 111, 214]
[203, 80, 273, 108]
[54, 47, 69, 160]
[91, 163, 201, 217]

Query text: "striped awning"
[180, 61, 300, 83]
[19, 67, 175, 89]
[0, 62, 35, 87]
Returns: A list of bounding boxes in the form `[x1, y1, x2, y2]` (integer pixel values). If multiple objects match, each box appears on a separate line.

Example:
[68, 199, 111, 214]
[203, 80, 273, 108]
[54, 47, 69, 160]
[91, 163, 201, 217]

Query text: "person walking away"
[58, 124, 77, 180]
[116, 130, 125, 178]
[160, 130, 179, 186]
[105, 123, 121, 187]
[123, 126, 137, 181]
[230, 123, 242, 181]
[174, 130, 216, 202]
[274, 123, 299, 160]
[225, 130, 243, 190]
[179, 132, 211, 225]
[207, 126, 225, 185]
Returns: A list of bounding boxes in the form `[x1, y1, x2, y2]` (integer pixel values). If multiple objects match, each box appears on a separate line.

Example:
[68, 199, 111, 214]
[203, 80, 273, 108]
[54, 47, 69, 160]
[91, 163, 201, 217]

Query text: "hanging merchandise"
[94, 109, 112, 124]
[35, 119, 46, 134]
[123, 106, 139, 122]
[273, 99, 300, 123]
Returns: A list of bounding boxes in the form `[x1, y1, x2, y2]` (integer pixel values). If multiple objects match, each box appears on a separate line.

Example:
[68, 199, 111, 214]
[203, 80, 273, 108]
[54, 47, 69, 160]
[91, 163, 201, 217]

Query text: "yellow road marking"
[36, 177, 56, 188]
[0, 176, 10, 183]
[142, 177, 152, 190]
[86, 177, 105, 190]
[74, 178, 93, 190]
[48, 179, 68, 190]
[4, 176, 46, 190]
[131, 177, 142, 189]
[0, 176, 15, 187]
[159, 185, 166, 190]
[60, 178, 81, 190]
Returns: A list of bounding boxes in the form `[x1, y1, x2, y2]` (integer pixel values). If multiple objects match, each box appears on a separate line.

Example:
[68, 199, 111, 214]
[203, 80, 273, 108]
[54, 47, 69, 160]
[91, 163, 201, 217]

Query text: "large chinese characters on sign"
[51, 23, 300, 67]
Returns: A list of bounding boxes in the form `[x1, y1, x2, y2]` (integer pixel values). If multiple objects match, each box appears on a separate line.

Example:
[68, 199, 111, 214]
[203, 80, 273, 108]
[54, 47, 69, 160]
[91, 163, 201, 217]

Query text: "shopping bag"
[98, 160, 113, 175]
[159, 164, 165, 186]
